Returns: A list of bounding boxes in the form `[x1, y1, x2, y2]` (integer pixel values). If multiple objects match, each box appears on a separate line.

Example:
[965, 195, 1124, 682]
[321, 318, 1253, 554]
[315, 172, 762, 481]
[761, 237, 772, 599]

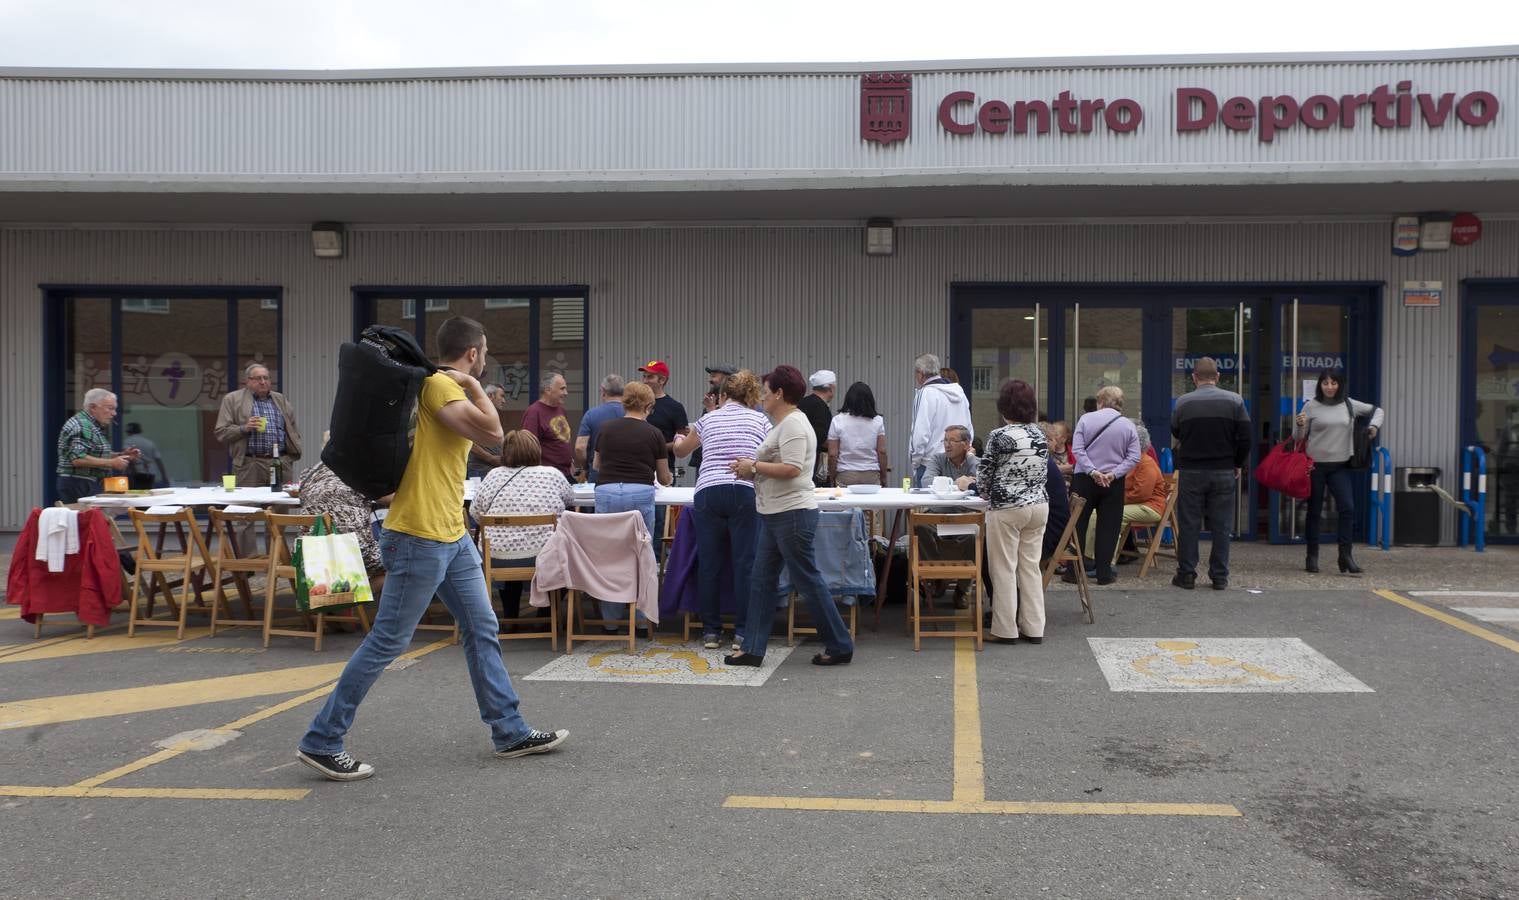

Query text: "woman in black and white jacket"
[1292, 368, 1384, 574]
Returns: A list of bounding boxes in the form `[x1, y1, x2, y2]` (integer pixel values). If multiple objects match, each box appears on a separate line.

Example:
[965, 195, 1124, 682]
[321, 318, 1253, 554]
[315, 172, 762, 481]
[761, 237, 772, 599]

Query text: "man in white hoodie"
[909, 353, 974, 486]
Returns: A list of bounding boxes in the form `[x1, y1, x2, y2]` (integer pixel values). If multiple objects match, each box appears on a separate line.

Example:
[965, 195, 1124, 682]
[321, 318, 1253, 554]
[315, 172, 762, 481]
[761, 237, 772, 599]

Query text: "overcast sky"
[1, 0, 1514, 70]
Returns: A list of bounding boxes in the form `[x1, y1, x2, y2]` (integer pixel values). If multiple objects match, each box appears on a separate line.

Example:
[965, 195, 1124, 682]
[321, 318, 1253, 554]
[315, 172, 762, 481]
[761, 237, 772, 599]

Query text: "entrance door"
[1462, 282, 1519, 543]
[1169, 301, 1251, 535]
[961, 304, 1048, 442]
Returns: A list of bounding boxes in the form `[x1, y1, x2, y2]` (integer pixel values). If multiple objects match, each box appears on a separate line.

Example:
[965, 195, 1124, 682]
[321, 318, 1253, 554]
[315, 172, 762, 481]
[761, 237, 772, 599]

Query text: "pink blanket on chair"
[529, 510, 660, 624]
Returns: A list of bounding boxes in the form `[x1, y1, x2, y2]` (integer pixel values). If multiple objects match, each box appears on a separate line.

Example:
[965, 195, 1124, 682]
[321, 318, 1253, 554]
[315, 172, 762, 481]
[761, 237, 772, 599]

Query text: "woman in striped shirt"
[674, 370, 771, 649]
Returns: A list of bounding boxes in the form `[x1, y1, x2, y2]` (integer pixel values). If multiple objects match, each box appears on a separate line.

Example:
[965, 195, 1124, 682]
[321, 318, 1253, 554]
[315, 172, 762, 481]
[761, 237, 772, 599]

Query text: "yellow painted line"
[723, 796, 1241, 816]
[0, 627, 212, 664]
[0, 630, 106, 661]
[72, 637, 454, 790]
[1374, 589, 1519, 655]
[0, 662, 348, 731]
[0, 785, 310, 801]
[0, 607, 22, 619]
[952, 637, 985, 803]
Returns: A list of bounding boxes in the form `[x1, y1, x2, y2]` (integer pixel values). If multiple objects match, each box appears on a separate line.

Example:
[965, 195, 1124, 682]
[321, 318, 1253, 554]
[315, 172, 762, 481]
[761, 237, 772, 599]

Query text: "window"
[48, 291, 282, 496]
[359, 289, 588, 440]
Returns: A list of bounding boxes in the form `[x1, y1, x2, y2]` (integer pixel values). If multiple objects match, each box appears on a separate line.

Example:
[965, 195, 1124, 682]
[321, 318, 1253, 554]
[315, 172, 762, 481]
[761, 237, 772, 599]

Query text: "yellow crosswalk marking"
[0, 662, 348, 731]
[0, 628, 213, 664]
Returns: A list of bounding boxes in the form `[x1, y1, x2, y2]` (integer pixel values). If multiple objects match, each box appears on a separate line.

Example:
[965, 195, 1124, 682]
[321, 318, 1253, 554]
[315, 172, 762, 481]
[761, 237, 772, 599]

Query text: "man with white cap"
[798, 369, 836, 487]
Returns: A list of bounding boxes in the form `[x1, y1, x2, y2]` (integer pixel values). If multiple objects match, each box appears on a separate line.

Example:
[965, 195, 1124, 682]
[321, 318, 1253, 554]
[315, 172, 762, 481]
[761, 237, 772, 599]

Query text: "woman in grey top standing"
[725, 365, 855, 668]
[1292, 368, 1384, 574]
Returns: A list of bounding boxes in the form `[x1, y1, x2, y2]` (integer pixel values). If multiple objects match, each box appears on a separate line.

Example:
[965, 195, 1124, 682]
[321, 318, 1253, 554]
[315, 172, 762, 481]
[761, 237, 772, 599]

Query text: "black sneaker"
[495, 729, 569, 759]
[1212, 579, 1229, 591]
[1171, 572, 1196, 590]
[297, 749, 374, 782]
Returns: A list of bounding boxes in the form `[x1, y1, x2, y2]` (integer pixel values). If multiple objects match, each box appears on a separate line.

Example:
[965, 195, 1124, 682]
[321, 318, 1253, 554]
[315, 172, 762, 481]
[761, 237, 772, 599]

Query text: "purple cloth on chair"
[659, 505, 737, 619]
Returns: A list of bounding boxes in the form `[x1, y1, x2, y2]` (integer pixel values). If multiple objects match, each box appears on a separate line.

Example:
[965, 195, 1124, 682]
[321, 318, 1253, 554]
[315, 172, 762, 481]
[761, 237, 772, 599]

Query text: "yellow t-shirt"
[383, 373, 470, 542]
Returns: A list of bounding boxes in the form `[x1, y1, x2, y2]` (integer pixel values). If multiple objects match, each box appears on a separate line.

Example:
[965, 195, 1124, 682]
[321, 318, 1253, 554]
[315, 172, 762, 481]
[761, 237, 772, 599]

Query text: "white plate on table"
[929, 490, 971, 500]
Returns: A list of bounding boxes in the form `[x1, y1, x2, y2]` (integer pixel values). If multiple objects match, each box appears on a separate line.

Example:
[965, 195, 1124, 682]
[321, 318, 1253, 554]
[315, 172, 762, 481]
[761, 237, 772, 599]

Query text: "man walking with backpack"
[298, 316, 567, 781]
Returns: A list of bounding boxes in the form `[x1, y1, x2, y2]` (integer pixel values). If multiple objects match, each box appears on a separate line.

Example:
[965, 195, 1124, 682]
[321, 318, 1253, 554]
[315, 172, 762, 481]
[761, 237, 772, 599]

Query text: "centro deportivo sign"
[932, 83, 1500, 143]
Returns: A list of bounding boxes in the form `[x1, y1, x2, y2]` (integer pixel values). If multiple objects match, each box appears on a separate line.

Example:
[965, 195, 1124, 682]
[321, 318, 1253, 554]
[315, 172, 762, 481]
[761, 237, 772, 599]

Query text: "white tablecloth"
[78, 486, 300, 509]
[569, 485, 986, 512]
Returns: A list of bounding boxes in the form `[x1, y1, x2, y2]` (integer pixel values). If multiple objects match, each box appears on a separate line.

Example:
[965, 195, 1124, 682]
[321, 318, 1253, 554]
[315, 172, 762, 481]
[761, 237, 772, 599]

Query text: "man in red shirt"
[522, 372, 574, 479]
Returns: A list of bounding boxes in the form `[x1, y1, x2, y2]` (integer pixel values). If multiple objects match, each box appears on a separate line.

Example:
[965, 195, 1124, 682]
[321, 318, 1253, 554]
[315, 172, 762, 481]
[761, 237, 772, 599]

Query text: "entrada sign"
[931, 83, 1499, 143]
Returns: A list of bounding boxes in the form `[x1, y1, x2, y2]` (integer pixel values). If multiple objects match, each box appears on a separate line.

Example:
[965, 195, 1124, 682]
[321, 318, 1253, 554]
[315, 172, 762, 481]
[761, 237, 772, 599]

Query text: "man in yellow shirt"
[299, 316, 568, 781]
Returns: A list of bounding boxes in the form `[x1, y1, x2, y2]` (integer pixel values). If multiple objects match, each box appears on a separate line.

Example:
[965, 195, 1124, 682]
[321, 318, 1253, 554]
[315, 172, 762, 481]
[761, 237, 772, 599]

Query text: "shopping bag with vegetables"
[294, 517, 375, 611]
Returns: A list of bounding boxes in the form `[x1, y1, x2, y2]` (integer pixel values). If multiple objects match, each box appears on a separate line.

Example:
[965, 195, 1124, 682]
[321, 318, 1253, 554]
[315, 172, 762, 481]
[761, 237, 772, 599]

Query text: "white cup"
[932, 476, 953, 494]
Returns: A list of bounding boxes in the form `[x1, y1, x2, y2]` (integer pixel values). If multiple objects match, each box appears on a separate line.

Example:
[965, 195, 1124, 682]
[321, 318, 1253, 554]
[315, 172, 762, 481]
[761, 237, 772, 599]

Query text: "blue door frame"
[950, 282, 1381, 543]
[1460, 279, 1519, 544]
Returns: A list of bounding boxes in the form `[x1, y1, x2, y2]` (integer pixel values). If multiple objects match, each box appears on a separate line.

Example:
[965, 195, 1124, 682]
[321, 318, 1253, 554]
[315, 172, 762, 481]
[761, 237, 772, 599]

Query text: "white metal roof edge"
[1, 45, 1517, 82]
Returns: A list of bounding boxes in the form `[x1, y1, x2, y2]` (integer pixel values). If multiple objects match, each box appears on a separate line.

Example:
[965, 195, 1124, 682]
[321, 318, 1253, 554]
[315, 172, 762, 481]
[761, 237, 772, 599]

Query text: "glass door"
[962, 305, 1047, 440]
[1269, 297, 1354, 543]
[1064, 303, 1146, 424]
[1463, 283, 1519, 542]
[1170, 301, 1253, 535]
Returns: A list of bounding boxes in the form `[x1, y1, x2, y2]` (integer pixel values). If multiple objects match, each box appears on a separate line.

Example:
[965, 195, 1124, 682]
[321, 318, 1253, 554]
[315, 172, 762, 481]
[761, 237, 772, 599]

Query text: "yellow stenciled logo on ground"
[587, 647, 714, 677]
[1130, 640, 1296, 687]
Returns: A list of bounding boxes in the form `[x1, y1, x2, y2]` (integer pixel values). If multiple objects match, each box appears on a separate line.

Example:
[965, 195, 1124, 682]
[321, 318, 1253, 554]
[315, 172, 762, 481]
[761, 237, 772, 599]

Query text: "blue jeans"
[299, 530, 532, 755]
[1306, 461, 1356, 550]
[56, 474, 99, 504]
[594, 482, 656, 625]
[694, 484, 759, 635]
[1175, 469, 1238, 583]
[742, 507, 855, 658]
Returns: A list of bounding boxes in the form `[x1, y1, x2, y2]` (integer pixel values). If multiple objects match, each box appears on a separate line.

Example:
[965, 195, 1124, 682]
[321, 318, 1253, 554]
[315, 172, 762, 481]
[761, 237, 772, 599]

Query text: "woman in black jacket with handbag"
[1292, 368, 1384, 574]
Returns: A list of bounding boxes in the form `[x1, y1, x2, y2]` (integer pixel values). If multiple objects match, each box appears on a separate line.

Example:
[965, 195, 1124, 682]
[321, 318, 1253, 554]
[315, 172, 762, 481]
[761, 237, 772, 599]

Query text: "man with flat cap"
[799, 369, 836, 486]
[692, 364, 738, 473]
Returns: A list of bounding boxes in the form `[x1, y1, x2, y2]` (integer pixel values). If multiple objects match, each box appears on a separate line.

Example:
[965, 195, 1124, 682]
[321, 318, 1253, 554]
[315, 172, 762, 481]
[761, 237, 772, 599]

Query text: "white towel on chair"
[36, 507, 80, 573]
[221, 505, 261, 514]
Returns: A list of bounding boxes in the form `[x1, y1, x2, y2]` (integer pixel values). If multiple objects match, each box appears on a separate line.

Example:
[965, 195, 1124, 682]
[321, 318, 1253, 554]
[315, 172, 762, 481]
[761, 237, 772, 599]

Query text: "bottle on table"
[270, 443, 282, 488]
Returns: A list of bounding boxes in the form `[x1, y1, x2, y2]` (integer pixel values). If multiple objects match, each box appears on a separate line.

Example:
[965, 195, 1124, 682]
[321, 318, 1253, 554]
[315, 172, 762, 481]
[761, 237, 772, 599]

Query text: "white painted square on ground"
[1452, 607, 1519, 623]
[1088, 638, 1373, 693]
[522, 639, 795, 687]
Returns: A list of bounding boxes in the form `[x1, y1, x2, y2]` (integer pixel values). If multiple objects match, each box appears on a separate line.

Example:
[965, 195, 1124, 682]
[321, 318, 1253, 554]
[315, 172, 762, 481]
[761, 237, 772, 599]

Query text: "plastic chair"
[478, 513, 560, 650]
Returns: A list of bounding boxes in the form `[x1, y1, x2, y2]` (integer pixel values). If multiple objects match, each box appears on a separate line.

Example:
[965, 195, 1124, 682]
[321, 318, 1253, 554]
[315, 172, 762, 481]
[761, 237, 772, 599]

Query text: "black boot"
[1337, 543, 1362, 575]
[1305, 546, 1319, 573]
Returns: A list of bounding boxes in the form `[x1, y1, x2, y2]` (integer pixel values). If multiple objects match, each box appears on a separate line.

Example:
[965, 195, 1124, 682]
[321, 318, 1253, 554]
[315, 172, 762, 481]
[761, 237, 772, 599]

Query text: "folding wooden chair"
[658, 505, 682, 579]
[127, 507, 212, 640]
[1125, 473, 1180, 579]
[43, 501, 133, 639]
[786, 594, 858, 646]
[207, 506, 268, 635]
[263, 512, 373, 651]
[906, 510, 985, 651]
[478, 513, 559, 650]
[565, 591, 642, 654]
[1041, 494, 1095, 625]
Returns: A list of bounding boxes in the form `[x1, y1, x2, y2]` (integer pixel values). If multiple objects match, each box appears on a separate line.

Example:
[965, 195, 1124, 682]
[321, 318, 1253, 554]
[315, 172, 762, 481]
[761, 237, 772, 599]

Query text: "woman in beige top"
[725, 365, 856, 668]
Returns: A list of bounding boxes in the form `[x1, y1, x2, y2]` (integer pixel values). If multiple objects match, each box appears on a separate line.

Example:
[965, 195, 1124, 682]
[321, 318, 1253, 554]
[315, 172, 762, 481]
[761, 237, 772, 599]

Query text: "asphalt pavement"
[2, 576, 1517, 899]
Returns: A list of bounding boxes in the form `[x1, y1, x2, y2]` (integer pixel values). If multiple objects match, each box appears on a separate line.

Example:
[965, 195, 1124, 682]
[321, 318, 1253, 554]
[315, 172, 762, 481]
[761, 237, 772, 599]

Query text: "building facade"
[2, 48, 1517, 542]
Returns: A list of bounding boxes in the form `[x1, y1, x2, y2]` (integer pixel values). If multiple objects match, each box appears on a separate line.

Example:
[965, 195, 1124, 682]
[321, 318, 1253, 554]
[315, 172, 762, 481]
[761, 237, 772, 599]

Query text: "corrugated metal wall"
[2, 56, 1515, 179]
[2, 219, 1515, 535]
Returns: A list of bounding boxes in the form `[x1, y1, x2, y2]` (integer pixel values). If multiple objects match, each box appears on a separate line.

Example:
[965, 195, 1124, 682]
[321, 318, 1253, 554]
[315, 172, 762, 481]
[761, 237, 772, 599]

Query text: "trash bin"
[1394, 466, 1441, 546]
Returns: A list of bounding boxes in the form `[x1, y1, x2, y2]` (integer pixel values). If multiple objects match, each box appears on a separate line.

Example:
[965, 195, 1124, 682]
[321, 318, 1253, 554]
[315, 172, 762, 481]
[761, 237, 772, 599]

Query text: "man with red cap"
[638, 360, 689, 552]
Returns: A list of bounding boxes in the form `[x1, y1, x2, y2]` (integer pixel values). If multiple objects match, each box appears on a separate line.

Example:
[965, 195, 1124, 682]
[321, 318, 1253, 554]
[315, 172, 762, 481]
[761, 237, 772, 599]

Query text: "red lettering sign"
[1451, 212, 1483, 246]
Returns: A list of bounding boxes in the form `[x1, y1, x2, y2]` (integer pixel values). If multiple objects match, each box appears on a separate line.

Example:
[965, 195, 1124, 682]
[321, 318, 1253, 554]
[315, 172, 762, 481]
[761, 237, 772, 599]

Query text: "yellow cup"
[222, 475, 237, 491]
[255, 416, 268, 433]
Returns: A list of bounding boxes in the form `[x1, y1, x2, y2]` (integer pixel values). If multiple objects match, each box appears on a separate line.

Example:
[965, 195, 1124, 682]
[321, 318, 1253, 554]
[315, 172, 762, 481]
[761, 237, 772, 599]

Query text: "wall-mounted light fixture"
[311, 222, 346, 259]
[865, 218, 895, 256]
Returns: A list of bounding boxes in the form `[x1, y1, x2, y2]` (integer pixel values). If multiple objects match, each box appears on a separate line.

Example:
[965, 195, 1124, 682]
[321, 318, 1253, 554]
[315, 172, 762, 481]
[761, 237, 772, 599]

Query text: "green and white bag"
[294, 518, 375, 611]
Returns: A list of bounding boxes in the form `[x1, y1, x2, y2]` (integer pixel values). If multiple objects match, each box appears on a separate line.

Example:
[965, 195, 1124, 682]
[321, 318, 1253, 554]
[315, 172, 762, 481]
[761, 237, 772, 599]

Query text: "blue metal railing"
[1368, 446, 1392, 551]
[1460, 445, 1488, 552]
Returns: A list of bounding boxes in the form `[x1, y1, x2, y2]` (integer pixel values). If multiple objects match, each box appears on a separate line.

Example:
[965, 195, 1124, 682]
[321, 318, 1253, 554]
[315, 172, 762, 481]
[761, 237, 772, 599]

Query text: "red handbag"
[1254, 438, 1314, 499]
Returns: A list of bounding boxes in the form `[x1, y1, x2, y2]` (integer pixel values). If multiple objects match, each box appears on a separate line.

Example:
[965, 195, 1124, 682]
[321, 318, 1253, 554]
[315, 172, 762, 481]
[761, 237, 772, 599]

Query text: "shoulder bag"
[1346, 399, 1374, 470]
[1254, 424, 1314, 499]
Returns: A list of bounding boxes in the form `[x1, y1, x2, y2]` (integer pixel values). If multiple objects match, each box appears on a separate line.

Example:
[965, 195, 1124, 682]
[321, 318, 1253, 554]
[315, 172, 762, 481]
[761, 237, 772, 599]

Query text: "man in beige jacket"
[214, 363, 303, 486]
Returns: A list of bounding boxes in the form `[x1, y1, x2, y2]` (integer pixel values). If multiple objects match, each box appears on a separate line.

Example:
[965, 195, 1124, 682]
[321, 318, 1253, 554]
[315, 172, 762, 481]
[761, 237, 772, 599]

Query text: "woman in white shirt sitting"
[475, 430, 574, 629]
[827, 381, 888, 488]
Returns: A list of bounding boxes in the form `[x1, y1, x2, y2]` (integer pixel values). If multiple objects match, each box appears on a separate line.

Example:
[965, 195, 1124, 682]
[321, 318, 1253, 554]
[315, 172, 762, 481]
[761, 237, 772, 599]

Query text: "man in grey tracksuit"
[1169, 357, 1252, 590]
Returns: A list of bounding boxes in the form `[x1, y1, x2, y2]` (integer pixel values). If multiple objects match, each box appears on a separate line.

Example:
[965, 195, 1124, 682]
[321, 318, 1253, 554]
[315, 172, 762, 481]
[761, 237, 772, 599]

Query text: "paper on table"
[145, 505, 184, 515]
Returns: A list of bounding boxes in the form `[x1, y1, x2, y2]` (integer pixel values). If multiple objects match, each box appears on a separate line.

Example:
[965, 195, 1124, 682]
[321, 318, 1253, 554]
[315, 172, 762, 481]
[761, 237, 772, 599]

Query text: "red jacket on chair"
[5, 508, 123, 626]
